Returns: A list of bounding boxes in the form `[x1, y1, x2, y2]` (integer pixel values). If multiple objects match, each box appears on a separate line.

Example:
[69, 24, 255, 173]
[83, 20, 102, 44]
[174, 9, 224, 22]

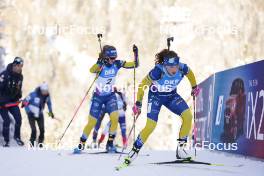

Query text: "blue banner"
[196, 60, 264, 159]
[195, 76, 214, 146]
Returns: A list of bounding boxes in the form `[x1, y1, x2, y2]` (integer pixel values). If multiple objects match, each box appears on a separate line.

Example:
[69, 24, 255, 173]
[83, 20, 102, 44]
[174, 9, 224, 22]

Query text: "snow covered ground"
[0, 147, 263, 176]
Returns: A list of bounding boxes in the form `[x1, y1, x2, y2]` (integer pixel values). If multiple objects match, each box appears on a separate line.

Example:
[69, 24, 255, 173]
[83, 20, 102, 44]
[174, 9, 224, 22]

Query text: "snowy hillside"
[0, 148, 263, 176]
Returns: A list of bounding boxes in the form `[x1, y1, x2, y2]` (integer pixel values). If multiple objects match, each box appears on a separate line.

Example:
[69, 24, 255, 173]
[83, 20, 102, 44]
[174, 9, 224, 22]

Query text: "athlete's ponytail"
[155, 49, 179, 65]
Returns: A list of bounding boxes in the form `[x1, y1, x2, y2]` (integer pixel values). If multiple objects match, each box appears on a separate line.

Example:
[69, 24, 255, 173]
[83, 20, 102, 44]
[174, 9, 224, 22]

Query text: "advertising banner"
[196, 60, 264, 159]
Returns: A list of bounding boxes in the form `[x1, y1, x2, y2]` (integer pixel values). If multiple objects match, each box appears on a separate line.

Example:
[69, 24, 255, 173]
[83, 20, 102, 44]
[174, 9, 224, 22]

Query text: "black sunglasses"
[109, 57, 116, 60]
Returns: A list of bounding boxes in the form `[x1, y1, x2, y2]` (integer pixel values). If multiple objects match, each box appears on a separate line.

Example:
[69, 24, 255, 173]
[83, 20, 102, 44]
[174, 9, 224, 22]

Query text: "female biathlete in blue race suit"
[74, 45, 139, 153]
[123, 49, 200, 165]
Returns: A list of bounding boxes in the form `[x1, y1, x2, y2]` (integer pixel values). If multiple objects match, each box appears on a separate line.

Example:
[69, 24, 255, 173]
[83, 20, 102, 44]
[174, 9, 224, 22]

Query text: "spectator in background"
[0, 57, 24, 147]
[22, 83, 55, 147]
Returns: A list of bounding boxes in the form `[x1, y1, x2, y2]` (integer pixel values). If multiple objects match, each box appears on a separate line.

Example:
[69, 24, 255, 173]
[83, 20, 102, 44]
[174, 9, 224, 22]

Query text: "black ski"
[152, 159, 243, 167]
[152, 159, 218, 165]
[88, 150, 128, 155]
[88, 151, 151, 157]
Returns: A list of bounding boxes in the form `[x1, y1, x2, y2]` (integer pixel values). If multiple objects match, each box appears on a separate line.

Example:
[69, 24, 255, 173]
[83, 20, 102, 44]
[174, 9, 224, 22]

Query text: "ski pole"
[118, 114, 139, 160]
[193, 95, 197, 157]
[133, 58, 136, 143]
[117, 45, 138, 160]
[56, 73, 101, 146]
[57, 34, 104, 146]
[132, 44, 138, 143]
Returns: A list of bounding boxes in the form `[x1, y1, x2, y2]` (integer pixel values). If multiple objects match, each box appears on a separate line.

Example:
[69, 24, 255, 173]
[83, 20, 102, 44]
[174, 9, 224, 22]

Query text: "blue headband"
[105, 49, 117, 58]
[164, 57, 179, 66]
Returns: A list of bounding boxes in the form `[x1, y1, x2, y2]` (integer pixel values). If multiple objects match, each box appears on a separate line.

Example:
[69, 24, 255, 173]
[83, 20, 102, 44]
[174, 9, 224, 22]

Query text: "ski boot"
[176, 138, 192, 160]
[106, 134, 117, 153]
[73, 135, 87, 154]
[116, 145, 140, 171]
[73, 142, 85, 154]
[122, 136, 143, 166]
[116, 135, 144, 171]
[106, 140, 117, 153]
[125, 145, 140, 165]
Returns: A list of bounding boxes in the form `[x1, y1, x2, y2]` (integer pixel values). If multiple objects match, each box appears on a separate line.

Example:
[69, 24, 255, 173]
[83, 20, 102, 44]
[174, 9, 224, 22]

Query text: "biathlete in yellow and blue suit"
[74, 45, 139, 153]
[124, 49, 200, 165]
